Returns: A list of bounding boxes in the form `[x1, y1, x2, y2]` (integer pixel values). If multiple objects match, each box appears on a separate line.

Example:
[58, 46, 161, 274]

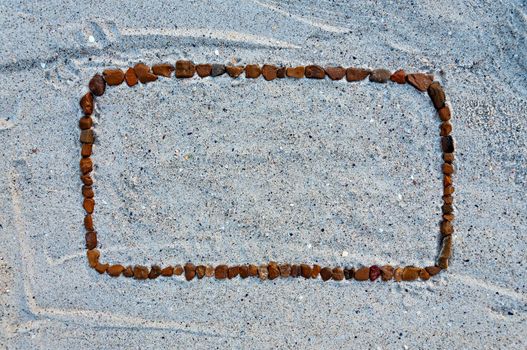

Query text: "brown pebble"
[344, 267, 354, 280]
[134, 63, 158, 83]
[439, 235, 453, 263]
[279, 264, 291, 278]
[184, 263, 196, 281]
[390, 69, 406, 84]
[425, 266, 442, 276]
[332, 267, 344, 281]
[133, 265, 149, 280]
[248, 264, 258, 277]
[300, 264, 312, 279]
[443, 153, 455, 163]
[442, 204, 454, 214]
[125, 68, 138, 87]
[268, 262, 280, 280]
[320, 267, 333, 281]
[438, 106, 451, 121]
[440, 122, 452, 136]
[89, 74, 106, 96]
[419, 269, 431, 281]
[444, 186, 455, 196]
[107, 264, 125, 277]
[443, 213, 455, 222]
[228, 265, 240, 279]
[262, 64, 278, 81]
[438, 257, 449, 269]
[402, 266, 421, 281]
[440, 220, 454, 236]
[239, 265, 249, 278]
[83, 198, 95, 214]
[205, 265, 215, 277]
[84, 214, 94, 231]
[369, 69, 391, 83]
[444, 175, 453, 188]
[85, 231, 97, 249]
[380, 265, 394, 281]
[346, 68, 370, 81]
[161, 266, 174, 277]
[95, 262, 109, 274]
[258, 264, 268, 280]
[86, 249, 100, 267]
[79, 117, 92, 130]
[148, 265, 161, 279]
[305, 65, 325, 79]
[324, 66, 346, 80]
[195, 64, 212, 77]
[286, 66, 305, 79]
[441, 135, 455, 153]
[442, 163, 455, 175]
[210, 64, 225, 77]
[80, 92, 94, 115]
[80, 129, 94, 144]
[152, 63, 175, 77]
[102, 69, 125, 86]
[443, 195, 454, 204]
[428, 82, 446, 109]
[290, 265, 299, 277]
[80, 158, 93, 174]
[311, 264, 321, 279]
[226, 65, 244, 78]
[123, 266, 134, 278]
[215, 264, 228, 279]
[369, 265, 381, 281]
[196, 265, 206, 279]
[394, 267, 403, 282]
[174, 265, 184, 276]
[81, 174, 93, 186]
[82, 185, 94, 198]
[276, 67, 287, 78]
[406, 73, 433, 92]
[354, 267, 370, 281]
[245, 64, 261, 79]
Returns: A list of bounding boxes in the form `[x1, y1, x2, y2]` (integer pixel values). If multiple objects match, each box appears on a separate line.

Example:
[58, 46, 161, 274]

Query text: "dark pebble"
[305, 65, 325, 79]
[89, 74, 106, 96]
[210, 64, 225, 77]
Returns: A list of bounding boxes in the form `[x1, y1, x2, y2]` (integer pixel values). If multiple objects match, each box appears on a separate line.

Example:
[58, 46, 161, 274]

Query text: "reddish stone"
[174, 265, 184, 276]
[83, 198, 95, 214]
[82, 185, 94, 198]
[226, 65, 244, 78]
[262, 64, 278, 81]
[102, 69, 125, 85]
[402, 266, 421, 281]
[79, 117, 92, 130]
[80, 129, 95, 144]
[406, 73, 433, 92]
[85, 231, 97, 249]
[86, 249, 100, 267]
[346, 68, 370, 81]
[123, 266, 134, 277]
[228, 265, 240, 279]
[324, 66, 346, 80]
[279, 264, 291, 278]
[286, 66, 305, 78]
[161, 266, 174, 277]
[134, 63, 158, 83]
[428, 81, 446, 109]
[215, 264, 228, 279]
[245, 64, 261, 79]
[354, 267, 369, 281]
[184, 263, 196, 281]
[305, 65, 325, 79]
[369, 265, 381, 281]
[248, 264, 258, 277]
[380, 265, 394, 281]
[125, 68, 138, 87]
[196, 265, 206, 279]
[425, 266, 442, 276]
[84, 214, 94, 231]
[332, 267, 344, 281]
[438, 106, 451, 121]
[175, 60, 195, 78]
[80, 93, 94, 115]
[276, 67, 287, 78]
[268, 262, 280, 280]
[390, 69, 406, 84]
[95, 262, 109, 274]
[89, 74, 106, 96]
[320, 267, 333, 281]
[300, 264, 312, 279]
[311, 264, 321, 279]
[195, 64, 212, 77]
[239, 265, 249, 278]
[81, 174, 93, 186]
[133, 265, 149, 280]
[152, 63, 175, 77]
[107, 264, 125, 277]
[80, 158, 93, 174]
[149, 265, 162, 279]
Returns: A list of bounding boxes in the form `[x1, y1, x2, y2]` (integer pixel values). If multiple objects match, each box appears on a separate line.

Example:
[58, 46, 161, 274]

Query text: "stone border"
[79, 62, 455, 282]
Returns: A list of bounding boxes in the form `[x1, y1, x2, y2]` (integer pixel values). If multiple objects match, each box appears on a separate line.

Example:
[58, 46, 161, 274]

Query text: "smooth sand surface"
[0, 1, 526, 349]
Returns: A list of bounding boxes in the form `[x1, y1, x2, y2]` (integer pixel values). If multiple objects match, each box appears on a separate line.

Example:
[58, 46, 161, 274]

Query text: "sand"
[0, 1, 526, 349]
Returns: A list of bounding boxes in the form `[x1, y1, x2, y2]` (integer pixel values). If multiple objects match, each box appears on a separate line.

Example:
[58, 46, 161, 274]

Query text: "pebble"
[83, 198, 95, 214]
[161, 266, 174, 277]
[440, 220, 454, 236]
[262, 64, 278, 81]
[248, 264, 258, 277]
[332, 267, 344, 281]
[226, 65, 244, 78]
[174, 265, 184, 276]
[369, 265, 381, 281]
[346, 68, 370, 81]
[79, 117, 92, 130]
[125, 68, 138, 87]
[205, 265, 215, 277]
[268, 262, 280, 280]
[80, 129, 94, 144]
[85, 231, 97, 249]
[324, 66, 346, 80]
[184, 263, 196, 281]
[443, 153, 455, 163]
[300, 264, 312, 279]
[196, 265, 206, 279]
[107, 264, 125, 277]
[133, 265, 149, 280]
[443, 194, 454, 204]
[286, 66, 305, 79]
[344, 267, 354, 280]
[439, 235, 452, 264]
[134, 63, 158, 83]
[80, 175, 93, 186]
[210, 64, 225, 77]
[369, 69, 391, 83]
[215, 264, 228, 279]
[443, 213, 455, 222]
[195, 64, 212, 77]
[438, 106, 451, 121]
[102, 69, 125, 85]
[89, 74, 106, 96]
[258, 264, 268, 280]
[406, 73, 433, 92]
[438, 257, 449, 270]
[320, 267, 333, 281]
[390, 69, 406, 84]
[425, 266, 442, 276]
[95, 262, 109, 274]
[441, 136, 455, 153]
[80, 158, 93, 174]
[440, 122, 452, 136]
[380, 265, 394, 281]
[444, 186, 455, 197]
[175, 60, 195, 78]
[239, 265, 249, 278]
[419, 269, 431, 281]
[428, 82, 446, 109]
[444, 175, 453, 188]
[354, 267, 369, 281]
[228, 265, 239, 279]
[148, 265, 161, 279]
[442, 204, 454, 214]
[276, 67, 287, 78]
[245, 64, 261, 79]
[279, 264, 291, 278]
[79, 93, 94, 115]
[305, 65, 325, 79]
[84, 214, 94, 231]
[442, 163, 455, 175]
[311, 264, 321, 279]
[123, 266, 134, 278]
[394, 267, 403, 282]
[82, 185, 94, 198]
[402, 266, 421, 281]
[152, 63, 175, 77]
[290, 265, 299, 277]
[86, 249, 100, 267]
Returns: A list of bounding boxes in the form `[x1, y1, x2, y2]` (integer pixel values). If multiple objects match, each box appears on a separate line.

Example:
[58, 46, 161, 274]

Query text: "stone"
[245, 64, 261, 79]
[196, 265, 206, 279]
[443, 213, 455, 222]
[148, 265, 161, 279]
[440, 220, 454, 236]
[89, 74, 106, 96]
[107, 264, 125, 277]
[425, 266, 442, 276]
[438, 257, 449, 269]
[443, 153, 455, 163]
[152, 63, 175, 77]
[276, 67, 287, 78]
[226, 65, 244, 78]
[215, 264, 228, 279]
[268, 262, 280, 280]
[428, 82, 446, 109]
[390, 69, 406, 84]
[290, 265, 299, 277]
[438, 106, 451, 121]
[442, 204, 454, 214]
[369, 265, 381, 281]
[80, 93, 94, 115]
[346, 68, 370, 81]
[262, 64, 278, 81]
[239, 265, 249, 278]
[174, 265, 184, 276]
[439, 235, 453, 261]
[84, 214, 94, 231]
[83, 198, 95, 214]
[354, 267, 369, 281]
[195, 64, 212, 77]
[258, 264, 268, 280]
[369, 69, 391, 83]
[161, 266, 174, 277]
[80, 129, 94, 144]
[324, 66, 346, 80]
[440, 122, 453, 136]
[123, 266, 134, 278]
[311, 264, 321, 279]
[441, 136, 455, 153]
[85, 231, 97, 249]
[402, 266, 421, 281]
[125, 68, 138, 87]
[175, 60, 195, 78]
[133, 265, 149, 280]
[248, 265, 258, 277]
[444, 186, 455, 196]
[80, 158, 93, 174]
[394, 267, 403, 282]
[205, 265, 215, 277]
[184, 263, 196, 281]
[81, 175, 93, 186]
[134, 63, 158, 83]
[442, 163, 455, 175]
[406, 73, 433, 92]
[344, 267, 354, 280]
[300, 264, 312, 279]
[419, 269, 431, 281]
[286, 66, 305, 78]
[320, 267, 333, 281]
[102, 69, 125, 85]
[279, 264, 291, 278]
[95, 262, 109, 274]
[82, 185, 94, 198]
[210, 64, 225, 77]
[443, 195, 454, 204]
[228, 266, 239, 279]
[305, 65, 325, 79]
[86, 249, 100, 267]
[332, 267, 344, 281]
[380, 265, 394, 281]
[79, 117, 92, 130]
[444, 175, 453, 188]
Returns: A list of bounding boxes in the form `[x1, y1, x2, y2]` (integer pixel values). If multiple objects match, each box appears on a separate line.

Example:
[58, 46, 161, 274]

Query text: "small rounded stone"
[279, 264, 291, 278]
[428, 81, 446, 109]
[239, 265, 249, 278]
[441, 136, 455, 153]
[196, 265, 206, 279]
[226, 65, 244, 78]
[89, 74, 106, 96]
[344, 267, 354, 280]
[444, 186, 455, 196]
[394, 267, 403, 282]
[406, 73, 433, 92]
[425, 266, 442, 276]
[443, 195, 454, 204]
[210, 64, 226, 77]
[444, 175, 453, 188]
[305, 65, 325, 79]
[442, 204, 454, 214]
[125, 68, 138, 87]
[354, 267, 369, 281]
[443, 213, 455, 222]
[369, 265, 381, 281]
[443, 153, 455, 163]
[346, 68, 370, 81]
[149, 265, 161, 279]
[245, 64, 261, 79]
[79, 117, 93, 130]
[85, 231, 97, 249]
[84, 214, 94, 231]
[324, 66, 346, 80]
[134, 63, 158, 83]
[82, 185, 94, 198]
[83, 198, 95, 214]
[369, 69, 391, 83]
[268, 262, 280, 280]
[380, 265, 394, 281]
[80, 129, 94, 144]
[86, 249, 100, 267]
[320, 267, 333, 281]
[248, 264, 258, 277]
[123, 266, 134, 278]
[107, 264, 125, 277]
[161, 266, 174, 277]
[102, 69, 125, 85]
[311, 264, 321, 279]
[390, 69, 406, 84]
[80, 92, 94, 115]
[290, 265, 299, 277]
[175, 60, 195, 78]
[438, 106, 451, 121]
[228, 265, 239, 279]
[276, 67, 287, 78]
[152, 63, 175, 77]
[174, 265, 184, 276]
[286, 66, 305, 78]
[205, 265, 215, 277]
[80, 158, 93, 174]
[440, 122, 452, 136]
[402, 266, 421, 281]
[215, 264, 228, 279]
[195, 64, 212, 77]
[81, 174, 93, 186]
[133, 265, 149, 280]
[184, 263, 196, 281]
[258, 264, 268, 280]
[419, 269, 431, 281]
[95, 262, 109, 274]
[442, 163, 455, 175]
[300, 264, 312, 279]
[440, 220, 454, 235]
[262, 64, 278, 81]
[332, 267, 344, 281]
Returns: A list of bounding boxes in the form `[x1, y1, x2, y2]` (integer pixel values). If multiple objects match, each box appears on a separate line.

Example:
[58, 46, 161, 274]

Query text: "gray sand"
[0, 1, 526, 349]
